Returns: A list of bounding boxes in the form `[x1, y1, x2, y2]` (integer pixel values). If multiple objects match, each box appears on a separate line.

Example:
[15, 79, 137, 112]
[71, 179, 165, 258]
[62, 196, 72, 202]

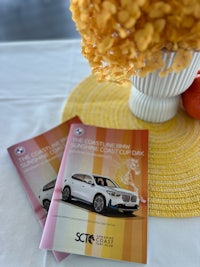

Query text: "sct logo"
[75, 232, 95, 244]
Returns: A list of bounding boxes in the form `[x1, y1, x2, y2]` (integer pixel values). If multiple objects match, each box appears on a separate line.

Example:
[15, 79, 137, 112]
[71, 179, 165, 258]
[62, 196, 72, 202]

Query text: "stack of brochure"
[7, 116, 148, 264]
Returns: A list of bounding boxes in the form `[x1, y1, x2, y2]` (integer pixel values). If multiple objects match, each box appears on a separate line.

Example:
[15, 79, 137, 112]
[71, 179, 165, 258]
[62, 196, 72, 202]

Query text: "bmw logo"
[14, 146, 25, 155]
[74, 127, 84, 136]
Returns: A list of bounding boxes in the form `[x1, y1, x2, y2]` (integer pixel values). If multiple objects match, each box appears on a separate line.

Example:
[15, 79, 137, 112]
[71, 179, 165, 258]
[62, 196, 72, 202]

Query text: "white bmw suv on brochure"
[38, 179, 56, 212]
[62, 173, 139, 214]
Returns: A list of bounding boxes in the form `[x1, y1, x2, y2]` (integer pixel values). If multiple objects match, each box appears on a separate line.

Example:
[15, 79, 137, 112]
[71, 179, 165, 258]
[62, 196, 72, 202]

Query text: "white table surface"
[1, 39, 200, 267]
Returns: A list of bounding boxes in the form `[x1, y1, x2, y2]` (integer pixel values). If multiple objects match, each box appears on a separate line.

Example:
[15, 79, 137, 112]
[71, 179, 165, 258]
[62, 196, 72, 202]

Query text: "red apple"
[181, 71, 200, 120]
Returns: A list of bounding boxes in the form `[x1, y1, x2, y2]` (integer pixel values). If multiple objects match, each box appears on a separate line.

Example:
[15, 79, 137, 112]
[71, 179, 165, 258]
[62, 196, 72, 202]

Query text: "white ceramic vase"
[129, 52, 200, 123]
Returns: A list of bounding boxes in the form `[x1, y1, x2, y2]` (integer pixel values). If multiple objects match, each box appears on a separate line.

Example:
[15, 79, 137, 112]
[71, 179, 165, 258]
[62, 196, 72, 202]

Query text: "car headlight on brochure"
[106, 190, 121, 197]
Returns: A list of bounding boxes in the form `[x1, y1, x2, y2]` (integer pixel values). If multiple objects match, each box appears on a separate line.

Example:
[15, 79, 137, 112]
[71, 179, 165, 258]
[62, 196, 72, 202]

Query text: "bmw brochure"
[40, 123, 149, 264]
[7, 116, 81, 262]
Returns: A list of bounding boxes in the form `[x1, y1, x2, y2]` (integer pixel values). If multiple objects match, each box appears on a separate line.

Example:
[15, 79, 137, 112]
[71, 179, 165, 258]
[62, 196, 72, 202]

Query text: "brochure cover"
[7, 116, 81, 262]
[40, 123, 148, 264]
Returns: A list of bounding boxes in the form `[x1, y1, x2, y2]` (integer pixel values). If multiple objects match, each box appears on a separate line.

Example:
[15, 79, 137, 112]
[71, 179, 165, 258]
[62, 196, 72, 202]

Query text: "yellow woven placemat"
[62, 75, 200, 218]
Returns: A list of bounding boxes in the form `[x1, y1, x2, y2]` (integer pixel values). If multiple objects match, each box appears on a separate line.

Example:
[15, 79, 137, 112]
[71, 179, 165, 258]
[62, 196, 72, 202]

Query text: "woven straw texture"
[62, 75, 200, 218]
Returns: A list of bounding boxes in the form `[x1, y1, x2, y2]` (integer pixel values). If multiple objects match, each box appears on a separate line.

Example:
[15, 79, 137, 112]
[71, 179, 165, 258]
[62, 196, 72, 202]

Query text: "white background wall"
[0, 0, 80, 41]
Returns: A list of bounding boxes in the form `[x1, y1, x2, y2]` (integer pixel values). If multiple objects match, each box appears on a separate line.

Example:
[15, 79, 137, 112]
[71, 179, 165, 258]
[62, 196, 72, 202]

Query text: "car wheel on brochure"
[62, 186, 71, 202]
[43, 199, 51, 212]
[93, 194, 106, 213]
